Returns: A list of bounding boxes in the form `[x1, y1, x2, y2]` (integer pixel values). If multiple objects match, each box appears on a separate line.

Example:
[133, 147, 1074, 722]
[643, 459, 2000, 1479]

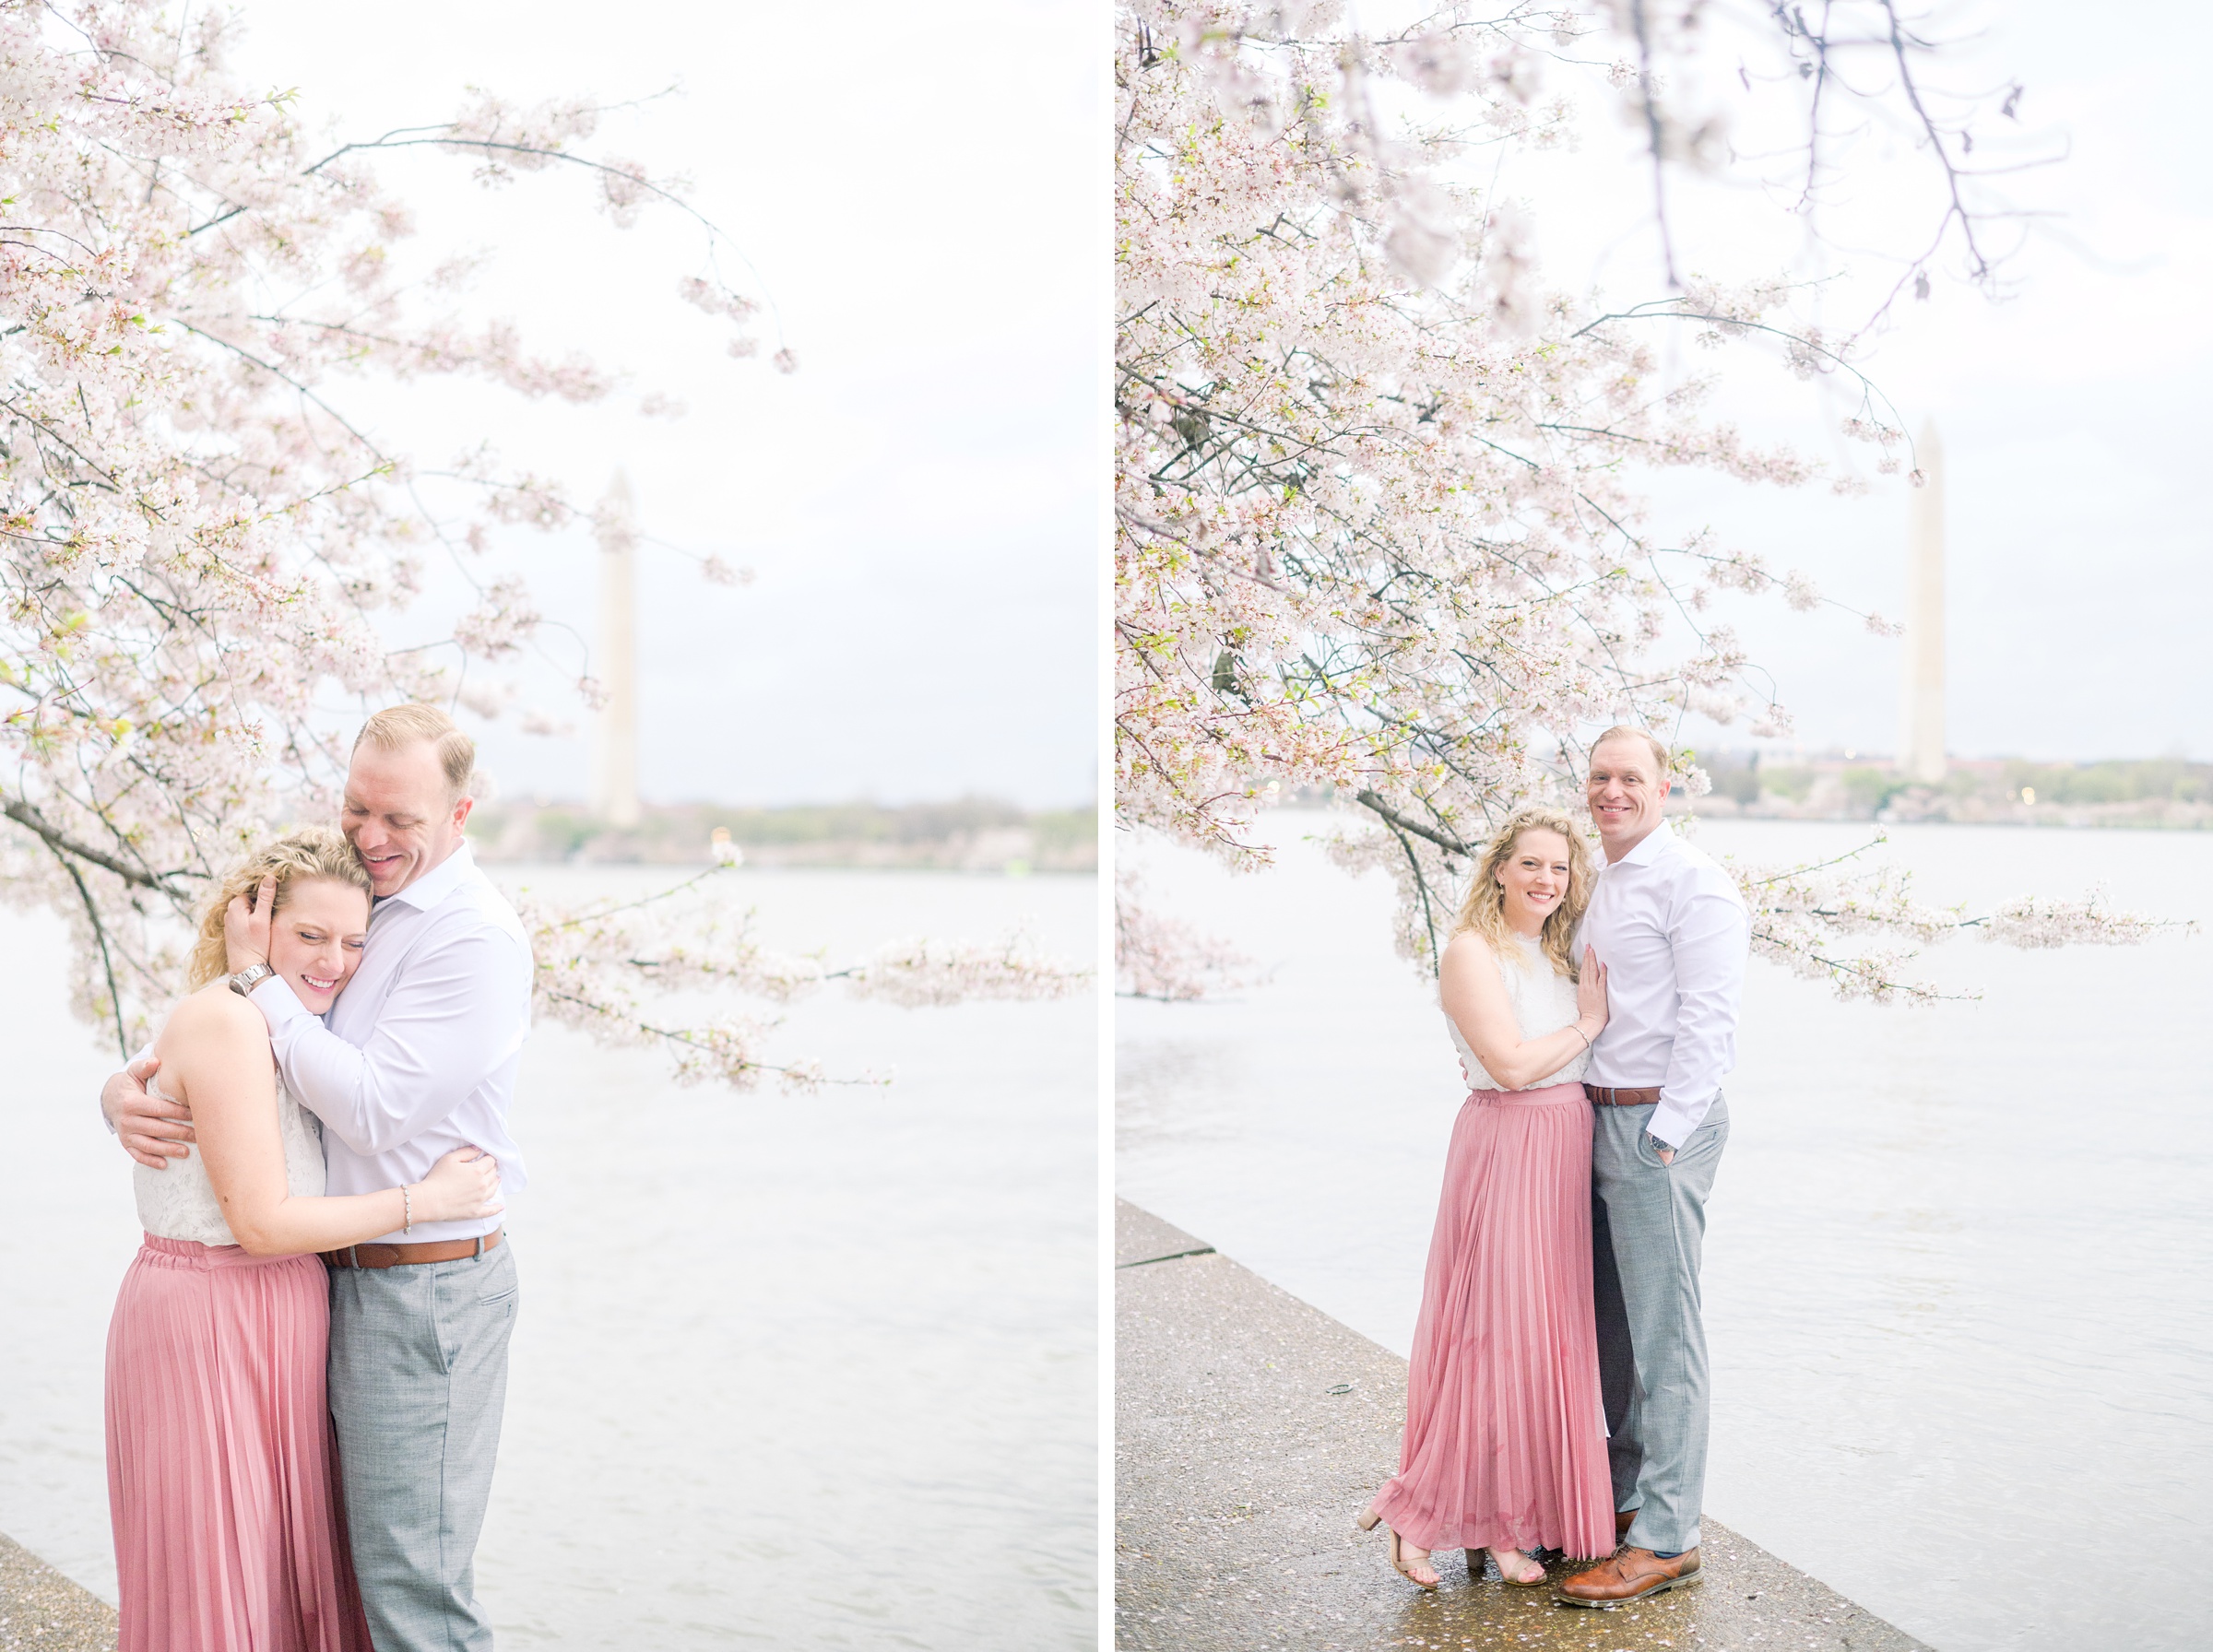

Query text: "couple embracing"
[1357, 725, 1749, 1608]
[98, 702, 530, 1651]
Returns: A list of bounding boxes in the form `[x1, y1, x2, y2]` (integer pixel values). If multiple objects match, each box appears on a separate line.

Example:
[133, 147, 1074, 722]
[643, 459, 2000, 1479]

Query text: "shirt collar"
[1609, 820, 1676, 871]
[383, 840, 478, 913]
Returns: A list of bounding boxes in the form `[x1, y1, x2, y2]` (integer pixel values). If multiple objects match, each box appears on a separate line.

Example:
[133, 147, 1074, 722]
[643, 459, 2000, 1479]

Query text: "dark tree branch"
[1355, 788, 1474, 856]
[48, 843, 130, 1061]
[4, 797, 191, 897]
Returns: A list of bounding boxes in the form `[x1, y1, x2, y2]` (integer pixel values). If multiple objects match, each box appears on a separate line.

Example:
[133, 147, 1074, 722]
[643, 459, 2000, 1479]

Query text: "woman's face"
[265, 876, 371, 1014]
[1496, 828, 1574, 927]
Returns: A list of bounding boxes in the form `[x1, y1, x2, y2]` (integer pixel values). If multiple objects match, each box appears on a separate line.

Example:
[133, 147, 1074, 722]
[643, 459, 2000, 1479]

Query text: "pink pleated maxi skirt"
[1367, 1082, 1615, 1558]
[105, 1235, 373, 1652]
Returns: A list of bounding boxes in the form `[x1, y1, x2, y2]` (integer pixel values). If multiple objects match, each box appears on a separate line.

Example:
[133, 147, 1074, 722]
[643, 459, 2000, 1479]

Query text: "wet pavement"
[0, 1533, 112, 1652]
[1116, 1201, 1932, 1652]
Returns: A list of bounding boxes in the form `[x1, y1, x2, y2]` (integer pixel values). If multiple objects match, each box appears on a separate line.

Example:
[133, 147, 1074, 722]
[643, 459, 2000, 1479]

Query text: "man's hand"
[224, 875, 276, 975]
[104, 1055, 194, 1170]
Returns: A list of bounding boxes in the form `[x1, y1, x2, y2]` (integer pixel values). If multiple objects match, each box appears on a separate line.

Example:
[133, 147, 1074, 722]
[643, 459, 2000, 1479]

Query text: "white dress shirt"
[250, 842, 533, 1243]
[1578, 822, 1749, 1149]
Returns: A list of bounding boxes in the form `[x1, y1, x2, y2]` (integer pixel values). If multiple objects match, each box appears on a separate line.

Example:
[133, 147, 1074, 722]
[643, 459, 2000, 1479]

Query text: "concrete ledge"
[0, 1533, 114, 1652]
[1116, 1200, 1932, 1651]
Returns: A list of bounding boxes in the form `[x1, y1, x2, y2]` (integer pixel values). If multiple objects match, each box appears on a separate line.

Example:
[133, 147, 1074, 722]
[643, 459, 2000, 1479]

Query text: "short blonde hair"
[354, 703, 475, 800]
[186, 827, 372, 989]
[1590, 725, 1671, 782]
[1451, 808, 1595, 981]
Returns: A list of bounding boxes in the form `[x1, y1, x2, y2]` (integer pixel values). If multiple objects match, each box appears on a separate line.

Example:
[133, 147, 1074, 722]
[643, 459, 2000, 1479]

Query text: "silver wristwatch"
[228, 962, 275, 997]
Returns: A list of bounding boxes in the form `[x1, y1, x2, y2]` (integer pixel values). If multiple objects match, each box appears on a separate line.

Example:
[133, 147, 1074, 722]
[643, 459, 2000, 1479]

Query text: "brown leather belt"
[1583, 1085, 1662, 1107]
[325, 1229, 502, 1270]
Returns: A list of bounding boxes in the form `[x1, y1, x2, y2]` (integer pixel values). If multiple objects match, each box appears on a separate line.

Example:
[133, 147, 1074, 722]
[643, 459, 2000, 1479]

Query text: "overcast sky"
[233, 0, 1097, 809]
[230, 1, 2211, 805]
[1479, 0, 2213, 763]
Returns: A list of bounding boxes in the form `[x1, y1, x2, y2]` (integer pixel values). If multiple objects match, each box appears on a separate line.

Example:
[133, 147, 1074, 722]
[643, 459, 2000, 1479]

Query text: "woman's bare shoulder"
[156, 983, 265, 1054]
[1438, 929, 1505, 984]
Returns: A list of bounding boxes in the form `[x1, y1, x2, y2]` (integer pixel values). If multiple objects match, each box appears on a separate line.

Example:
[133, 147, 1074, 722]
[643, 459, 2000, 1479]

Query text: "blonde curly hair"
[1450, 807, 1596, 982]
[185, 827, 373, 989]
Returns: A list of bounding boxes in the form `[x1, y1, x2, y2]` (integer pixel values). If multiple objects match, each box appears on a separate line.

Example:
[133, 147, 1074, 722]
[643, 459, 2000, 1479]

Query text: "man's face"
[1585, 737, 1670, 855]
[341, 740, 472, 898]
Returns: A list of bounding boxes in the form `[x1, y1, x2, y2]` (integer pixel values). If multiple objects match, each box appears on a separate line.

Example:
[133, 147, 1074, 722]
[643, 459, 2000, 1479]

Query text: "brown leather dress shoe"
[1556, 1546, 1701, 1608]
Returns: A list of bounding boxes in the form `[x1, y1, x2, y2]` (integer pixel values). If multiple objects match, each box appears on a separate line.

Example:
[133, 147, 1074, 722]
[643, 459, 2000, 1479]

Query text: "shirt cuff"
[1646, 1092, 1711, 1149]
[249, 974, 313, 1032]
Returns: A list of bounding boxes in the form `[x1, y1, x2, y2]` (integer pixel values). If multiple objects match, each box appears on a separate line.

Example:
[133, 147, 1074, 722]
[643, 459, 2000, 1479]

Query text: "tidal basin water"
[1119, 813, 2213, 1652]
[1, 865, 1096, 1650]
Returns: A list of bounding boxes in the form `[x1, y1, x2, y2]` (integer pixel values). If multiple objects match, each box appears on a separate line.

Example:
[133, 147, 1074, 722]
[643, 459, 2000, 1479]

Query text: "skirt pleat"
[106, 1234, 373, 1652]
[1368, 1083, 1615, 1558]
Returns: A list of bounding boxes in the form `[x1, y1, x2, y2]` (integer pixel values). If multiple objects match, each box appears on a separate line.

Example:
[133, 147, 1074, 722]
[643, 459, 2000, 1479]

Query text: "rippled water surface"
[1118, 813, 2213, 1652]
[1, 866, 1096, 1650]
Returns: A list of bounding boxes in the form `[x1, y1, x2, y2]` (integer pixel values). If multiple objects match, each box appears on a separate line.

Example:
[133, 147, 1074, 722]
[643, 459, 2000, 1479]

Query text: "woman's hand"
[223, 876, 276, 975]
[413, 1147, 503, 1225]
[1576, 946, 1609, 1033]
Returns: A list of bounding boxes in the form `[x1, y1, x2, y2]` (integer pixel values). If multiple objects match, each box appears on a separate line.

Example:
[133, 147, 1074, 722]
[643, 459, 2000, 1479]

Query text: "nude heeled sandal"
[1355, 1505, 1439, 1590]
[1469, 1546, 1549, 1587]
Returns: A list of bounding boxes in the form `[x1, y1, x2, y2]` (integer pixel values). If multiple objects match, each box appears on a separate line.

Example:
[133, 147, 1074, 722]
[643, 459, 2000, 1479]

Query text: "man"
[106, 703, 534, 1652]
[1556, 725, 1749, 1609]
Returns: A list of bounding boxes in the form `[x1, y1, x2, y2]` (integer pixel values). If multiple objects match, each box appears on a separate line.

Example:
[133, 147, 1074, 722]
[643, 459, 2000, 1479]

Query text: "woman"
[1356, 807, 1615, 1588]
[106, 828, 503, 1651]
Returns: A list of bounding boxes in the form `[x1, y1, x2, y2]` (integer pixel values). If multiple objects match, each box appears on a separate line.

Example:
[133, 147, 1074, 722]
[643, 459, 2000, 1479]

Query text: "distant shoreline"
[467, 799, 1097, 872]
[1682, 808, 2213, 832]
[1687, 753, 2213, 831]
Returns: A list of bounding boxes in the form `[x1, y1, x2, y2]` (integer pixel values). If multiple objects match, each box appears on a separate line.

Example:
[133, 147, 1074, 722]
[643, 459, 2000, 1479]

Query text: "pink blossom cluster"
[1113, 869, 1250, 1001]
[1730, 843, 2181, 1003]
[513, 867, 1088, 1089]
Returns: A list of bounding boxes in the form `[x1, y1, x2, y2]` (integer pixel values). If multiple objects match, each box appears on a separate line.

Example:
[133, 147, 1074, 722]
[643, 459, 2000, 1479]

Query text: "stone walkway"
[1116, 1200, 1933, 1652]
[0, 1534, 113, 1652]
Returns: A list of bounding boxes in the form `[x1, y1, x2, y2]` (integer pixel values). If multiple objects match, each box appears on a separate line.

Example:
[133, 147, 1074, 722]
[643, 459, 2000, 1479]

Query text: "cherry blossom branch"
[2, 797, 189, 897]
[1115, 867, 1252, 1001]
[48, 842, 132, 1061]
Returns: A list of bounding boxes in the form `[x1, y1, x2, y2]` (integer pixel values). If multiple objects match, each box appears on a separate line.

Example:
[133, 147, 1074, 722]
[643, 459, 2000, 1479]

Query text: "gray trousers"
[1592, 1098, 1727, 1557]
[328, 1241, 518, 1652]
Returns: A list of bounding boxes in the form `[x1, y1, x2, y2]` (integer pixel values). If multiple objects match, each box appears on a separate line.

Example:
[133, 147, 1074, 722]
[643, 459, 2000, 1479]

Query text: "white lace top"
[1446, 932, 1590, 1092]
[133, 1072, 326, 1246]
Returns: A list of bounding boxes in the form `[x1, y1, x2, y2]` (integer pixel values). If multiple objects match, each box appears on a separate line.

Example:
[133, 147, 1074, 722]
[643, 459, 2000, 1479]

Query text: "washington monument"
[593, 468, 643, 827]
[1899, 419, 1946, 785]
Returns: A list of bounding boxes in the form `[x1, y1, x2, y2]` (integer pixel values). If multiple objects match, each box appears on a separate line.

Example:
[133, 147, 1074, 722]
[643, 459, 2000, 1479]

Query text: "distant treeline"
[1692, 753, 2213, 825]
[468, 797, 1097, 870]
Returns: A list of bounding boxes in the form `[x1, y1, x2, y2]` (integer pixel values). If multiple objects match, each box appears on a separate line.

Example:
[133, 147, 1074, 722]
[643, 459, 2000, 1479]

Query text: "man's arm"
[101, 1053, 195, 1170]
[1649, 875, 1750, 1150]
[255, 923, 530, 1157]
